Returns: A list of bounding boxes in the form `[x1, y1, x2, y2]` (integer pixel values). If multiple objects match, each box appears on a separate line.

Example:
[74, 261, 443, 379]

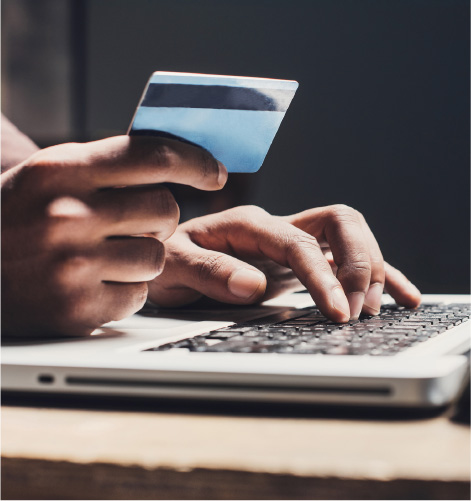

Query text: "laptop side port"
[38, 374, 55, 384]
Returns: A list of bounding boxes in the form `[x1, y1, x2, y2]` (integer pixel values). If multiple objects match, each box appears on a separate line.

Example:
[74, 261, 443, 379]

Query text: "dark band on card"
[141, 83, 294, 111]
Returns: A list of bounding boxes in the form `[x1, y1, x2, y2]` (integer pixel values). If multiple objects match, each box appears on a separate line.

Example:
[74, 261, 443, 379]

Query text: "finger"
[97, 282, 149, 323]
[286, 205, 374, 320]
[41, 136, 228, 191]
[287, 206, 387, 318]
[384, 262, 421, 308]
[50, 281, 149, 336]
[319, 205, 374, 319]
[357, 213, 386, 316]
[96, 237, 165, 283]
[151, 236, 267, 306]
[91, 184, 180, 241]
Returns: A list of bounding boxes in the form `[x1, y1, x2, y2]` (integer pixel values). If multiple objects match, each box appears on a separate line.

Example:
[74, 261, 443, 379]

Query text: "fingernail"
[332, 287, 350, 321]
[217, 161, 228, 188]
[228, 268, 265, 299]
[347, 292, 365, 320]
[363, 283, 383, 315]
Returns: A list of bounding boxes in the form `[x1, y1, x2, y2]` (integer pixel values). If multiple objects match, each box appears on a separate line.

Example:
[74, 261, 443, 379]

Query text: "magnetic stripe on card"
[141, 84, 296, 112]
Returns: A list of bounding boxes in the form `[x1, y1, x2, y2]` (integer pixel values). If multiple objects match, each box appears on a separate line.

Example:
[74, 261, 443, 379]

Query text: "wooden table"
[2, 397, 470, 500]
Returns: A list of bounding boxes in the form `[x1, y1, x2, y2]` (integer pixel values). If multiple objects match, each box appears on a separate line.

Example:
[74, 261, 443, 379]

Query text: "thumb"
[149, 242, 267, 307]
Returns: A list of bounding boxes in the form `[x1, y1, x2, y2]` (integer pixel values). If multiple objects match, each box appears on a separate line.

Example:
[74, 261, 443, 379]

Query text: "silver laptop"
[2, 292, 470, 407]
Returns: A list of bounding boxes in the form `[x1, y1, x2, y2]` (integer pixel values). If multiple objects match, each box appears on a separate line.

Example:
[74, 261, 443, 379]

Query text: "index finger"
[287, 205, 381, 319]
[35, 136, 228, 192]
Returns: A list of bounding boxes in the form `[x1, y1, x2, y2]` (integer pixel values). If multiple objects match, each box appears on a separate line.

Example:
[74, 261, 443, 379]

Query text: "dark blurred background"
[2, 0, 469, 293]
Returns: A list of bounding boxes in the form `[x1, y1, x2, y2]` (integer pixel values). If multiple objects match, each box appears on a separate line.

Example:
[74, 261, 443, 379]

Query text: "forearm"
[1, 114, 39, 173]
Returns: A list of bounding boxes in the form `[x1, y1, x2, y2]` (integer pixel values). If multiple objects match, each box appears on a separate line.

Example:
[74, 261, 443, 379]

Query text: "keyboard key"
[207, 331, 244, 339]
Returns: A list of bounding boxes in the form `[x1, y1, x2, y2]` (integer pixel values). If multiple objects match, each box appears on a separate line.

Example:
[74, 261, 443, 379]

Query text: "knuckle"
[17, 143, 82, 191]
[45, 196, 91, 220]
[331, 203, 355, 213]
[42, 217, 66, 246]
[54, 142, 84, 161]
[41, 207, 89, 247]
[282, 232, 322, 265]
[17, 160, 54, 192]
[348, 259, 372, 275]
[196, 254, 227, 283]
[356, 210, 367, 224]
[42, 217, 80, 247]
[286, 233, 321, 253]
[154, 186, 179, 222]
[50, 250, 91, 290]
[328, 204, 360, 225]
[228, 205, 269, 225]
[151, 142, 175, 169]
[240, 205, 268, 217]
[338, 253, 372, 279]
[282, 232, 331, 271]
[30, 143, 81, 168]
[145, 187, 180, 240]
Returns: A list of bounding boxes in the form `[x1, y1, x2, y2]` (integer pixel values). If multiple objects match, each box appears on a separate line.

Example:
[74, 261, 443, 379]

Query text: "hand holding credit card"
[128, 72, 298, 173]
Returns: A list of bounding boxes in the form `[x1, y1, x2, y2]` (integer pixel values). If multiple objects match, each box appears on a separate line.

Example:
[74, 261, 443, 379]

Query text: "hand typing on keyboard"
[148, 205, 421, 322]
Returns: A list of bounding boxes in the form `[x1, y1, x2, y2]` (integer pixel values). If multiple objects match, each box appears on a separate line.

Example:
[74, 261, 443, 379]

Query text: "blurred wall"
[1, 0, 72, 142]
[2, 0, 470, 293]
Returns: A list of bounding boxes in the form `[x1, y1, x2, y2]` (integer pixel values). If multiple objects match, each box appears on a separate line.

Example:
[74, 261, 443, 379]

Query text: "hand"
[148, 205, 421, 322]
[1, 136, 227, 337]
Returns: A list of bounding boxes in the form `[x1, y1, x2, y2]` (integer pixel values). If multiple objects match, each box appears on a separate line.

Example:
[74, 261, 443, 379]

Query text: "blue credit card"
[128, 72, 298, 173]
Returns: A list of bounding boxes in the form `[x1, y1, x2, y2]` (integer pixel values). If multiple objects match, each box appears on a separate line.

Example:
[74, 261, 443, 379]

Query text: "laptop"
[2, 292, 469, 408]
[2, 73, 469, 408]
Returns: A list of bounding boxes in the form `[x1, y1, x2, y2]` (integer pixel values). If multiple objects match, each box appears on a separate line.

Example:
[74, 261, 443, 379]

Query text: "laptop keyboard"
[146, 303, 470, 356]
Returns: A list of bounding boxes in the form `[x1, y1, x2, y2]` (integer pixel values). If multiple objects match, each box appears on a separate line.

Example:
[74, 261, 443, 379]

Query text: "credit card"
[128, 72, 298, 173]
